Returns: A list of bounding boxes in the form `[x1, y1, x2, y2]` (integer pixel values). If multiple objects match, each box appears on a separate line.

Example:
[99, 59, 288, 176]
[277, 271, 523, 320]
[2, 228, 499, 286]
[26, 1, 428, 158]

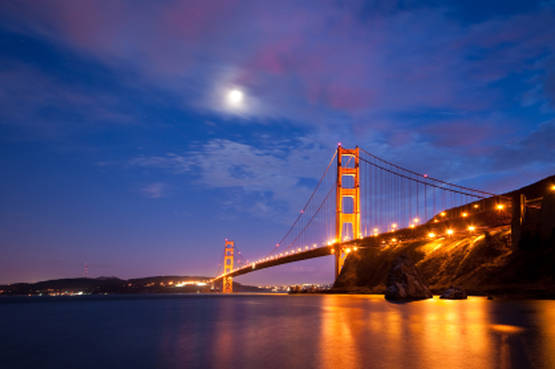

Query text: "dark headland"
[333, 175, 555, 298]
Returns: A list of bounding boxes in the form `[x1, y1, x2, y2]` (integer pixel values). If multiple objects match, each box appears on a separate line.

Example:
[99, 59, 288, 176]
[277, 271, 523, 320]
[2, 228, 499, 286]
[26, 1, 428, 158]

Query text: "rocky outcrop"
[440, 287, 467, 299]
[385, 255, 432, 302]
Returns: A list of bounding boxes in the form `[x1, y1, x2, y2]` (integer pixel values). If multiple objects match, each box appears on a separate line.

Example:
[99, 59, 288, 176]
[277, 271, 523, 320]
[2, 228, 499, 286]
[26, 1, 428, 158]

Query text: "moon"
[227, 88, 244, 107]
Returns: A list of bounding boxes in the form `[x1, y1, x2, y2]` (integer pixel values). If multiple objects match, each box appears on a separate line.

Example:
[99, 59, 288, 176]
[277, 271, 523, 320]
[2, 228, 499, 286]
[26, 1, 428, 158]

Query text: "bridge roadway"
[211, 243, 359, 283]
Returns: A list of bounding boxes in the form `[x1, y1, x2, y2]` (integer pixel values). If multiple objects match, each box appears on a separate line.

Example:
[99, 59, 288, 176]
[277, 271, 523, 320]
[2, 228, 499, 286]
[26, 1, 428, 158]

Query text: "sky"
[1, 0, 554, 285]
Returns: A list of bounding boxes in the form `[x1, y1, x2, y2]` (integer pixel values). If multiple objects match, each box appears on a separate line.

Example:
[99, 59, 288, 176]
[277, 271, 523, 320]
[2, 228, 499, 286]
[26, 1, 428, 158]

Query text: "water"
[1, 294, 554, 369]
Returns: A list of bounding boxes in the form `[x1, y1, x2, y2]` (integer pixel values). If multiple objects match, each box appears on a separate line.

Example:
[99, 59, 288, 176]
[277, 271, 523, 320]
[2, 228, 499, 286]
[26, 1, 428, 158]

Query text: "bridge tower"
[335, 145, 360, 279]
[223, 239, 234, 293]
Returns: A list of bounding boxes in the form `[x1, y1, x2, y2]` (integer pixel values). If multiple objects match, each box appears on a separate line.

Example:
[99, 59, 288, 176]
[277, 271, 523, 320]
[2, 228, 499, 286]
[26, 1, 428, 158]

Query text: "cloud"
[0, 63, 135, 137]
[140, 182, 167, 199]
[2, 1, 554, 130]
[490, 119, 555, 170]
[130, 137, 334, 220]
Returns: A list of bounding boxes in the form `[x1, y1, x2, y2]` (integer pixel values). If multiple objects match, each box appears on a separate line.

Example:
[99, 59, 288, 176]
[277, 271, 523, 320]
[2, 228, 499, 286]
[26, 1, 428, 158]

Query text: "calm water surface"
[1, 294, 554, 369]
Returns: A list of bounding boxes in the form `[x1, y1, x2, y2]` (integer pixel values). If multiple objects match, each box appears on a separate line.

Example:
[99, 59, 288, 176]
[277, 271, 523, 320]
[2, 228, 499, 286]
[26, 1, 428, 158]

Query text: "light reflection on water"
[1, 294, 554, 369]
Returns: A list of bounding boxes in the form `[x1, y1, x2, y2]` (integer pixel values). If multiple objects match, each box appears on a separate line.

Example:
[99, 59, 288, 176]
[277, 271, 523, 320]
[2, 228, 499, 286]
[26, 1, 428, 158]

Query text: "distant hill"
[0, 275, 271, 296]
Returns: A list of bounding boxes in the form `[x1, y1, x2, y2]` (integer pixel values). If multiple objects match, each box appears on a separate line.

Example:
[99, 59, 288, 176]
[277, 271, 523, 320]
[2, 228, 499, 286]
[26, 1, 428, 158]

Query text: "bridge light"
[345, 248, 351, 253]
[468, 225, 476, 232]
[331, 249, 335, 254]
[428, 232, 436, 238]
[446, 229, 454, 236]
[461, 212, 468, 217]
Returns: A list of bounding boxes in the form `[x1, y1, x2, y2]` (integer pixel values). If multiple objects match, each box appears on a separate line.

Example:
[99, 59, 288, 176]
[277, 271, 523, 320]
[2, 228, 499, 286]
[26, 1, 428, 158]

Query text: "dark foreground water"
[1, 294, 554, 369]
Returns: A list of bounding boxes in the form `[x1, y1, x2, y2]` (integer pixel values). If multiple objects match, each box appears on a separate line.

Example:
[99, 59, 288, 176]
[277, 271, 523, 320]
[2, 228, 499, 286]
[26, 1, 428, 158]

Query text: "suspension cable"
[359, 147, 497, 197]
[272, 150, 337, 251]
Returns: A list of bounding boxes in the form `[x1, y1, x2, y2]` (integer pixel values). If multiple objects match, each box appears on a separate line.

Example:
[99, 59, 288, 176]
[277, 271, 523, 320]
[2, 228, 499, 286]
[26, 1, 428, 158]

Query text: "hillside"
[0, 275, 270, 296]
[334, 176, 555, 297]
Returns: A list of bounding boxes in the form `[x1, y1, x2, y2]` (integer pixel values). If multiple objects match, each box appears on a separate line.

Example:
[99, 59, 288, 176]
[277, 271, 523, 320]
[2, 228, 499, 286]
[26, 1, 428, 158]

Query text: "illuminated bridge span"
[211, 144, 509, 292]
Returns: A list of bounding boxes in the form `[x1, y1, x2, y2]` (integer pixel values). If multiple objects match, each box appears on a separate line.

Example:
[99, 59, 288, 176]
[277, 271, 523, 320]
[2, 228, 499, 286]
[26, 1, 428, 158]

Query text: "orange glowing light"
[496, 204, 505, 210]
[440, 212, 446, 217]
[446, 229, 454, 236]
[409, 224, 415, 229]
[391, 238, 397, 243]
[353, 246, 358, 251]
[550, 184, 555, 192]
[473, 204, 479, 209]
[461, 212, 468, 217]
[345, 248, 351, 253]
[413, 217, 420, 223]
[468, 225, 476, 231]
[330, 249, 335, 254]
[428, 232, 436, 238]
[490, 324, 524, 334]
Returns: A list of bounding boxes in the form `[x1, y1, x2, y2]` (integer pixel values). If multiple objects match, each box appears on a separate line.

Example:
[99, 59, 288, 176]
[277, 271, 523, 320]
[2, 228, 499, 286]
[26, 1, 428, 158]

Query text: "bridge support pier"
[335, 145, 360, 279]
[222, 239, 234, 293]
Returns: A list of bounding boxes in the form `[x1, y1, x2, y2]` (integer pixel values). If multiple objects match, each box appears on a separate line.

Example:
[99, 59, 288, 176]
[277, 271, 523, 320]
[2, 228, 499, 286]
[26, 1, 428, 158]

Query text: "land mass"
[333, 175, 555, 298]
[0, 275, 270, 296]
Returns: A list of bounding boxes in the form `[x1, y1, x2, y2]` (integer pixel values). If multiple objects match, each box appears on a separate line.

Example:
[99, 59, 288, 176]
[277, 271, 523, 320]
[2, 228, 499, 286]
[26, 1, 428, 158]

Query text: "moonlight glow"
[227, 88, 244, 107]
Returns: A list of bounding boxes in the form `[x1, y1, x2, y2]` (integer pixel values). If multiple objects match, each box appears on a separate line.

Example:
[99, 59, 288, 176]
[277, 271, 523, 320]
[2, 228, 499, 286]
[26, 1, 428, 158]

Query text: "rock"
[385, 255, 432, 302]
[440, 287, 468, 300]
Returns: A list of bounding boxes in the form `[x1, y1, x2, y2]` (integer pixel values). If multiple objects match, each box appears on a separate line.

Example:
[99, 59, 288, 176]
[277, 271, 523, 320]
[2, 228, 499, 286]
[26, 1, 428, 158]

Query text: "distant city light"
[440, 212, 446, 217]
[446, 229, 454, 236]
[496, 204, 505, 210]
[428, 232, 436, 238]
[468, 226, 476, 232]
[461, 212, 468, 217]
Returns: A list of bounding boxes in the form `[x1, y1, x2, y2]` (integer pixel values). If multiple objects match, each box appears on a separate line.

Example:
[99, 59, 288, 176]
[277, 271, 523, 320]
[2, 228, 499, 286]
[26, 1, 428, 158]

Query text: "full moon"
[227, 88, 244, 107]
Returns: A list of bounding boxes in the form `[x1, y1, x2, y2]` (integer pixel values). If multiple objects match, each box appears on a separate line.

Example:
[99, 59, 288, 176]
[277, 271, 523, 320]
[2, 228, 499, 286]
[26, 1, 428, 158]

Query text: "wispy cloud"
[2, 1, 554, 129]
[140, 182, 167, 199]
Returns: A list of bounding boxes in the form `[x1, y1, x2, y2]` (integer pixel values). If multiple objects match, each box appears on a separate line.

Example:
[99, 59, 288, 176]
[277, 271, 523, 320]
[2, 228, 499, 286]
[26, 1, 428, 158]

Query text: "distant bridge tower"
[222, 239, 235, 293]
[335, 144, 360, 279]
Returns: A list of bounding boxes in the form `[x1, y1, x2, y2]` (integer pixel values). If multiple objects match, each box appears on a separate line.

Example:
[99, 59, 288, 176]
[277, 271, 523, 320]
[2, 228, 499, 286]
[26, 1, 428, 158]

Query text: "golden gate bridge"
[212, 144, 511, 293]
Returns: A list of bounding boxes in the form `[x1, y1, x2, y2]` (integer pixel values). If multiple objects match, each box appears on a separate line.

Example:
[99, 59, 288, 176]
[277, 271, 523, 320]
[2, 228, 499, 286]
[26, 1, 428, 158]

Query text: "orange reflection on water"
[319, 295, 363, 369]
[198, 295, 555, 369]
[318, 295, 496, 369]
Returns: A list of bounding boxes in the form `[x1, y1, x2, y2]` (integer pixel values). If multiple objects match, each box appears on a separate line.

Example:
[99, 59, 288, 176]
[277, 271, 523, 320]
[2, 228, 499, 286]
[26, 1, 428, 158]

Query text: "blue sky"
[1, 0, 554, 284]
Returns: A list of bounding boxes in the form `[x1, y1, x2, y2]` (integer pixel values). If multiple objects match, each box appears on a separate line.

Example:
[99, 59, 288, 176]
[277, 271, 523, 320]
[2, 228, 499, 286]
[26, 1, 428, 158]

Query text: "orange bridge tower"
[223, 239, 234, 293]
[335, 145, 360, 279]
